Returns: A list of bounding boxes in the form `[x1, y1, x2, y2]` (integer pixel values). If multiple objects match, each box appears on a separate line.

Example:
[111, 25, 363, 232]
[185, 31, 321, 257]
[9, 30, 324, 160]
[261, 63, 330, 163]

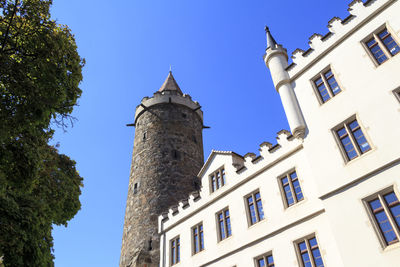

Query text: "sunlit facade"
[158, 0, 400, 266]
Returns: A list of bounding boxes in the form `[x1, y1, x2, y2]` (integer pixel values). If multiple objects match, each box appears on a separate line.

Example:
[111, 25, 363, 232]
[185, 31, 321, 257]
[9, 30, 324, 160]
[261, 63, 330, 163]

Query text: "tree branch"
[1, 0, 19, 52]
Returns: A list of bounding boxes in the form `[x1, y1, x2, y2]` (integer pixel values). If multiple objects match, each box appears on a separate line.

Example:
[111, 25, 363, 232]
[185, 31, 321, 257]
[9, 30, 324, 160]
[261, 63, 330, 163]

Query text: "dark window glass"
[367, 37, 388, 64]
[314, 68, 341, 103]
[170, 237, 180, 265]
[369, 194, 399, 245]
[217, 208, 231, 240]
[193, 223, 204, 254]
[210, 168, 226, 192]
[281, 171, 304, 207]
[246, 191, 265, 225]
[297, 236, 324, 267]
[379, 29, 400, 56]
[336, 119, 370, 161]
[256, 254, 274, 267]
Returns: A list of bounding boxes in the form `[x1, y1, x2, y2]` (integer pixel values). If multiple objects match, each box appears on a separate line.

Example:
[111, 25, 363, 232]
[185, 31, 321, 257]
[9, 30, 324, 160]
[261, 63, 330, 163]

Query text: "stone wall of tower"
[120, 101, 204, 267]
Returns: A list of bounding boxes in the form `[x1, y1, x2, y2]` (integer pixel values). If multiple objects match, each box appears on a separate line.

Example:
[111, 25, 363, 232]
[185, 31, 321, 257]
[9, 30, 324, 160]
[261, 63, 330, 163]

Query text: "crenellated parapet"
[158, 129, 303, 232]
[287, 0, 393, 75]
[134, 90, 203, 124]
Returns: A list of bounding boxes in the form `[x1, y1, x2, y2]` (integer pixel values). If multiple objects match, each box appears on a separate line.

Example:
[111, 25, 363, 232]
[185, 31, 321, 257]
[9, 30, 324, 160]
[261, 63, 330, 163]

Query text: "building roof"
[158, 71, 183, 95]
[265, 26, 278, 49]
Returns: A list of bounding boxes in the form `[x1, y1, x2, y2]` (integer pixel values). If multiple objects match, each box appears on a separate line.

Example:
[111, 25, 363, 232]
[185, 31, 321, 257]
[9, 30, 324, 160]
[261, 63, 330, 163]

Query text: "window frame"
[216, 207, 232, 242]
[393, 87, 400, 103]
[332, 115, 372, 163]
[311, 66, 342, 104]
[363, 186, 400, 249]
[244, 190, 265, 226]
[362, 24, 400, 66]
[294, 234, 325, 267]
[254, 251, 275, 267]
[209, 166, 226, 193]
[170, 235, 180, 266]
[191, 222, 204, 255]
[278, 169, 304, 208]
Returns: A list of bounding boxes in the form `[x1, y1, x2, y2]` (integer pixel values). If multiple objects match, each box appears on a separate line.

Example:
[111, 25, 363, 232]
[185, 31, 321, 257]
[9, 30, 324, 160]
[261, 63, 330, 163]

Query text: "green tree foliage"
[0, 0, 84, 266]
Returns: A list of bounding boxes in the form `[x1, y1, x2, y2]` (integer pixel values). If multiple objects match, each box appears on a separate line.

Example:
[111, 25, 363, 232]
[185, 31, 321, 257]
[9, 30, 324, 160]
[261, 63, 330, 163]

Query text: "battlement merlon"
[286, 0, 395, 77]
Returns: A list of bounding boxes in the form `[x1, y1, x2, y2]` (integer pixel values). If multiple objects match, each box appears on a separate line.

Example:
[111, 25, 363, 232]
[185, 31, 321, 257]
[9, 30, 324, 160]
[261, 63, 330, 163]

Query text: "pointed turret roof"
[158, 71, 183, 95]
[265, 26, 278, 49]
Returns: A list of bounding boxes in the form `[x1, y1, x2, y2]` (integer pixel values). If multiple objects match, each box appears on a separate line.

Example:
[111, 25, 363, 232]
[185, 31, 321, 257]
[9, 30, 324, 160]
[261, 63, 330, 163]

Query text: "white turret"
[263, 27, 306, 139]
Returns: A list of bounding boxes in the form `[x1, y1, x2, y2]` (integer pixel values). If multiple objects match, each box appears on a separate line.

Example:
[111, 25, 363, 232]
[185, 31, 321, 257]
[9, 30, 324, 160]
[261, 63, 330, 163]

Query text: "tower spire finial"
[169, 64, 172, 73]
[265, 25, 278, 49]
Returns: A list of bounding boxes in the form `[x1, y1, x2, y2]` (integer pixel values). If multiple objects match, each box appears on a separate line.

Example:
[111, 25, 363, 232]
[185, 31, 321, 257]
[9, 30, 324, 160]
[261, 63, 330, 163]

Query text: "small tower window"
[143, 132, 147, 141]
[172, 150, 180, 160]
[133, 183, 138, 194]
[182, 113, 187, 118]
[192, 135, 197, 144]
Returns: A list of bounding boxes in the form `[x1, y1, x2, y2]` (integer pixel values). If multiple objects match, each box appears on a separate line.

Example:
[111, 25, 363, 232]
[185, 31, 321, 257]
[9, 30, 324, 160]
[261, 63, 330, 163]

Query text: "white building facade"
[158, 0, 400, 266]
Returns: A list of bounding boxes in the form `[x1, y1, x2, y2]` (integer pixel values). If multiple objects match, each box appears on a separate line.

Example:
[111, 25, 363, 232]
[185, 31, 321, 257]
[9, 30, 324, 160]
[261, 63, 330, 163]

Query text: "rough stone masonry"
[120, 72, 204, 267]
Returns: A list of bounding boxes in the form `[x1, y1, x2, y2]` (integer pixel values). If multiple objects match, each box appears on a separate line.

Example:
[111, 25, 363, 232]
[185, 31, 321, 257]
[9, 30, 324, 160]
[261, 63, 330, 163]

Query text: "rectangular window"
[313, 68, 341, 103]
[192, 223, 204, 254]
[246, 191, 265, 225]
[210, 167, 226, 192]
[280, 170, 304, 208]
[296, 235, 324, 267]
[365, 189, 400, 247]
[170, 236, 180, 265]
[365, 27, 400, 65]
[334, 118, 371, 161]
[255, 253, 274, 267]
[217, 208, 232, 241]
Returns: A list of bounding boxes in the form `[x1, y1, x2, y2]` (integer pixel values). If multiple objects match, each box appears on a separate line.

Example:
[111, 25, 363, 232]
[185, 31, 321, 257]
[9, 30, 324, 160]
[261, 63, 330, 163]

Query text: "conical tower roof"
[158, 71, 183, 95]
[265, 26, 278, 49]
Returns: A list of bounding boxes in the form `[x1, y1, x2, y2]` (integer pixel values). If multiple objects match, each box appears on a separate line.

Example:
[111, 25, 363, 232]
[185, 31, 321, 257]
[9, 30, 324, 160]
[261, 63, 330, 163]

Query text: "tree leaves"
[0, 1, 84, 266]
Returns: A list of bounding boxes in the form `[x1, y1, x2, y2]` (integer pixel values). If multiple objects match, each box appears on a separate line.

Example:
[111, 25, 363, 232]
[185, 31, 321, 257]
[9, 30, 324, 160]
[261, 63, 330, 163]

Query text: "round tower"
[263, 27, 306, 139]
[120, 72, 204, 267]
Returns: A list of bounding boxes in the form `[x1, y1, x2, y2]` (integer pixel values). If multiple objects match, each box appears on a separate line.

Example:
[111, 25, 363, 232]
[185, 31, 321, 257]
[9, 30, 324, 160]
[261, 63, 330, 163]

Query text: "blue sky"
[50, 1, 352, 266]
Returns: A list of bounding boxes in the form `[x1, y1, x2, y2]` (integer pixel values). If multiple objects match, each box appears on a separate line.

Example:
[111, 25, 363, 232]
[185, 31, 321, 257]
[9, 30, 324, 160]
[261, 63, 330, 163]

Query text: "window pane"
[221, 169, 226, 185]
[200, 231, 204, 250]
[370, 43, 388, 64]
[301, 252, 312, 267]
[220, 220, 225, 239]
[257, 258, 265, 267]
[380, 30, 400, 56]
[340, 136, 357, 160]
[256, 199, 265, 220]
[249, 202, 257, 224]
[369, 198, 382, 211]
[375, 211, 398, 244]
[384, 192, 400, 227]
[298, 241, 307, 252]
[312, 248, 324, 267]
[290, 171, 297, 180]
[367, 38, 377, 48]
[309, 237, 317, 247]
[327, 76, 341, 95]
[266, 255, 274, 266]
[211, 176, 216, 192]
[284, 184, 294, 205]
[317, 83, 330, 102]
[292, 179, 304, 201]
[337, 127, 347, 138]
[216, 172, 221, 188]
[226, 216, 232, 237]
[281, 177, 289, 185]
[352, 128, 370, 153]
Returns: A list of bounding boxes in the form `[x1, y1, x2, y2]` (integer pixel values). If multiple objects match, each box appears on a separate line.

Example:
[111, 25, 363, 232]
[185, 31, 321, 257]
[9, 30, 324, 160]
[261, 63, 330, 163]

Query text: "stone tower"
[120, 72, 204, 267]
